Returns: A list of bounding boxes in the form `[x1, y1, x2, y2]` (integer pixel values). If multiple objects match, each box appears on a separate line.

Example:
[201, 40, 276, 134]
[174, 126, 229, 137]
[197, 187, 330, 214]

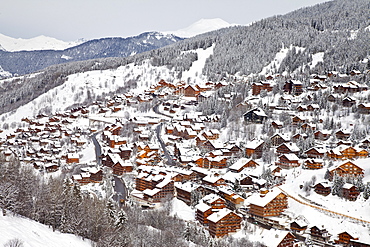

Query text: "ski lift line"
[277, 187, 370, 225]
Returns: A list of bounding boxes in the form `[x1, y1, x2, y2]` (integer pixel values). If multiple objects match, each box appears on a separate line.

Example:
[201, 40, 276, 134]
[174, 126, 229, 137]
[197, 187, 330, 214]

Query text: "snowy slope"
[0, 33, 82, 52]
[0, 213, 92, 247]
[164, 18, 235, 38]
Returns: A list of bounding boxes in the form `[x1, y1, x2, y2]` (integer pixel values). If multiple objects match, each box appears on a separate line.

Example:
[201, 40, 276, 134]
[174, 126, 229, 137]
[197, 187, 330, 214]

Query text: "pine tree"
[363, 183, 370, 200]
[332, 174, 345, 197]
[115, 209, 127, 229]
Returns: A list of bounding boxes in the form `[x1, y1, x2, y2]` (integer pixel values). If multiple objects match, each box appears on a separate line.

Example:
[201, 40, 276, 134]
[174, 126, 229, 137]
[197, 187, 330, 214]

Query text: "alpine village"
[0, 0, 370, 246]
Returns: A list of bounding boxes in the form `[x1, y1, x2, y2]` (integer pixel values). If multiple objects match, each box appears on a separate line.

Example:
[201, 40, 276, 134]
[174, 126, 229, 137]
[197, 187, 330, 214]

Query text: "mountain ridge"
[0, 31, 183, 76]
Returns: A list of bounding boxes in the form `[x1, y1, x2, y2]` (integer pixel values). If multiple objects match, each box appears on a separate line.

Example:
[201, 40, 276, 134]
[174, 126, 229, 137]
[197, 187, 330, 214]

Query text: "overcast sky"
[1, 0, 330, 41]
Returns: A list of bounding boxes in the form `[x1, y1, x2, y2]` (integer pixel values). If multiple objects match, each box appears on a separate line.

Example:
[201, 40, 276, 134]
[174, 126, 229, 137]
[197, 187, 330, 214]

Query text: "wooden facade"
[330, 161, 364, 179]
[310, 226, 331, 243]
[314, 182, 332, 196]
[207, 208, 242, 238]
[249, 191, 288, 217]
[342, 184, 360, 201]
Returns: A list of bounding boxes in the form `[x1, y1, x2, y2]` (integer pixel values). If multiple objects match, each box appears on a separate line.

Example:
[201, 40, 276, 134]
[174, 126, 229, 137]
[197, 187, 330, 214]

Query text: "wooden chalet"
[252, 81, 274, 96]
[342, 183, 360, 201]
[276, 154, 300, 169]
[112, 160, 133, 175]
[248, 190, 288, 217]
[330, 161, 364, 179]
[327, 145, 368, 160]
[291, 115, 306, 125]
[143, 178, 175, 203]
[229, 158, 259, 173]
[333, 81, 368, 94]
[261, 230, 297, 247]
[243, 108, 268, 124]
[358, 103, 370, 114]
[335, 231, 359, 245]
[207, 208, 242, 238]
[175, 182, 201, 205]
[290, 220, 308, 233]
[245, 140, 265, 159]
[276, 142, 300, 155]
[314, 130, 331, 141]
[184, 85, 200, 97]
[310, 226, 331, 243]
[87, 168, 103, 182]
[119, 145, 132, 160]
[195, 202, 213, 225]
[196, 194, 226, 225]
[314, 182, 332, 196]
[271, 120, 284, 129]
[66, 153, 79, 163]
[335, 129, 351, 140]
[270, 133, 290, 147]
[349, 239, 370, 247]
[203, 175, 226, 187]
[304, 146, 326, 158]
[284, 80, 303, 95]
[218, 188, 245, 210]
[342, 96, 356, 107]
[304, 159, 324, 170]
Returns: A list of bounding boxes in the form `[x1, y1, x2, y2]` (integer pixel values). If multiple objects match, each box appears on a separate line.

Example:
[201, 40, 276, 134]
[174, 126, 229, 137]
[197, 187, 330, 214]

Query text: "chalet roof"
[208, 140, 224, 149]
[195, 202, 211, 212]
[72, 174, 82, 180]
[202, 193, 224, 205]
[156, 177, 172, 189]
[67, 153, 79, 159]
[260, 229, 294, 247]
[143, 188, 161, 196]
[175, 181, 200, 192]
[342, 183, 355, 190]
[289, 80, 303, 85]
[248, 190, 284, 207]
[203, 174, 223, 184]
[272, 133, 290, 141]
[207, 208, 233, 223]
[280, 153, 299, 161]
[253, 108, 267, 117]
[229, 158, 253, 171]
[278, 142, 300, 152]
[314, 181, 333, 188]
[245, 139, 264, 149]
[331, 161, 364, 172]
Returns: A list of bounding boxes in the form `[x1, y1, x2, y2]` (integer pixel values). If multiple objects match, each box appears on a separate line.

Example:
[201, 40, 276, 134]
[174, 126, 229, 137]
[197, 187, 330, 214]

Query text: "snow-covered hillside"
[0, 213, 92, 247]
[164, 18, 236, 38]
[0, 33, 82, 52]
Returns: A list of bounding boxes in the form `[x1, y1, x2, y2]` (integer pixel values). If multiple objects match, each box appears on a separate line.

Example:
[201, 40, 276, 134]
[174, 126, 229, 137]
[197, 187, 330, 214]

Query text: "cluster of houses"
[1, 67, 370, 245]
[0, 110, 93, 174]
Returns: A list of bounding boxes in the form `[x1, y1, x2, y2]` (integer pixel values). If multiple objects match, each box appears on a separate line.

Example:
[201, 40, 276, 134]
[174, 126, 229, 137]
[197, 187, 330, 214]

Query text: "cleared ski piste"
[0, 212, 92, 247]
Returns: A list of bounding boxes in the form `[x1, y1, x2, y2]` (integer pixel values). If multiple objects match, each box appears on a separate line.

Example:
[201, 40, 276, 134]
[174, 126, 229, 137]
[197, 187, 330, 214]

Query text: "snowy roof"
[203, 174, 223, 184]
[248, 190, 284, 207]
[207, 208, 232, 223]
[175, 181, 199, 192]
[253, 108, 268, 117]
[229, 158, 252, 171]
[156, 178, 172, 189]
[279, 142, 300, 152]
[280, 153, 299, 161]
[245, 139, 264, 149]
[143, 188, 161, 196]
[202, 194, 223, 204]
[195, 202, 211, 212]
[342, 183, 355, 190]
[260, 229, 293, 247]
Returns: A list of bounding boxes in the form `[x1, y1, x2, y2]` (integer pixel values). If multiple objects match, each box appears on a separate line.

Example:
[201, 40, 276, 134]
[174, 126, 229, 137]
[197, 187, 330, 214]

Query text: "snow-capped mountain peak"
[164, 18, 236, 38]
[0, 33, 83, 52]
